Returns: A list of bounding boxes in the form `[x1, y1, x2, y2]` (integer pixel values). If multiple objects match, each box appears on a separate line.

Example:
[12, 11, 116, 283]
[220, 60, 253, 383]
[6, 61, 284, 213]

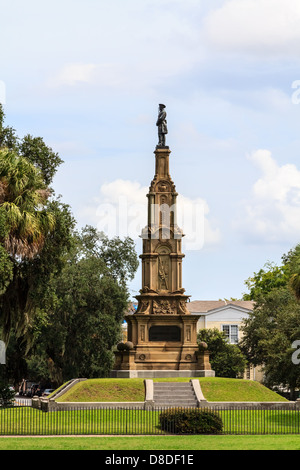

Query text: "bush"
[0, 380, 15, 408]
[159, 408, 223, 434]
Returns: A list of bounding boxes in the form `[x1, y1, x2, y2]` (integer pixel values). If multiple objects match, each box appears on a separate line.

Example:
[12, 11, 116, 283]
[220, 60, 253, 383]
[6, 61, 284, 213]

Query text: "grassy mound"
[56, 377, 287, 403]
[56, 379, 145, 402]
[199, 377, 288, 402]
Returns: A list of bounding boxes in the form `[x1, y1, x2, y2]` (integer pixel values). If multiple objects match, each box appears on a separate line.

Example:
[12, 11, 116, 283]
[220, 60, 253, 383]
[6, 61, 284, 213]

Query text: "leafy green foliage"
[26, 227, 138, 385]
[0, 106, 74, 346]
[0, 106, 18, 150]
[243, 262, 289, 301]
[287, 245, 300, 301]
[0, 245, 13, 295]
[0, 148, 55, 259]
[0, 106, 139, 388]
[0, 196, 75, 345]
[0, 379, 15, 407]
[197, 328, 247, 378]
[159, 408, 223, 434]
[19, 135, 63, 187]
[240, 287, 300, 397]
[241, 243, 300, 397]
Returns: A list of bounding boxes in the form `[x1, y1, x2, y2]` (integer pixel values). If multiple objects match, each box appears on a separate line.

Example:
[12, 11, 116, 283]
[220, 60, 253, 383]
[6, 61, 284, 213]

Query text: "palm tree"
[0, 148, 57, 343]
[0, 148, 55, 259]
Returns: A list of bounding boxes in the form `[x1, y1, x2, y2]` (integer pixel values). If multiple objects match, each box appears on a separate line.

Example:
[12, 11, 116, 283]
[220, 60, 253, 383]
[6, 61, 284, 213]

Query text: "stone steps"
[153, 381, 197, 407]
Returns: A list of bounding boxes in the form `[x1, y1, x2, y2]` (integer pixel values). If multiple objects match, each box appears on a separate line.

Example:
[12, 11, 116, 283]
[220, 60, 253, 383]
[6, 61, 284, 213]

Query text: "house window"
[222, 325, 239, 344]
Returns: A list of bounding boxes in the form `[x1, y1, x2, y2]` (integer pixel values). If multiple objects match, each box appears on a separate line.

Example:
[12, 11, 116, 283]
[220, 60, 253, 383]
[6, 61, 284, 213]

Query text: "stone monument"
[111, 105, 214, 378]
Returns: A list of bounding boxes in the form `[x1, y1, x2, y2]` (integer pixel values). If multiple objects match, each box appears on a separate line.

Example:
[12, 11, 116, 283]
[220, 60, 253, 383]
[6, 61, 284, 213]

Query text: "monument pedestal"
[112, 311, 215, 378]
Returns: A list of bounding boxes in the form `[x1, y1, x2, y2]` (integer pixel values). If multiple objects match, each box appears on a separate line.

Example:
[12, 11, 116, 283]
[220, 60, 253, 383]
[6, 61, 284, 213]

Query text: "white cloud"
[203, 0, 300, 57]
[234, 150, 300, 243]
[47, 63, 98, 87]
[44, 2, 207, 93]
[79, 179, 220, 250]
[47, 54, 200, 92]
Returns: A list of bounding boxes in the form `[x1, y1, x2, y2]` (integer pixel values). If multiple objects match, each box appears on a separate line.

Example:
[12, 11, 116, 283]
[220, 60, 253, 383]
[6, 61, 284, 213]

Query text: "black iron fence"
[1, 404, 300, 436]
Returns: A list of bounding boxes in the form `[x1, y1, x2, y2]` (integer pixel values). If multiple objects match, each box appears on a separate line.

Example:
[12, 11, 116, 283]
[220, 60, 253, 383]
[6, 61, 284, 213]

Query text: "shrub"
[159, 408, 223, 434]
[0, 381, 15, 408]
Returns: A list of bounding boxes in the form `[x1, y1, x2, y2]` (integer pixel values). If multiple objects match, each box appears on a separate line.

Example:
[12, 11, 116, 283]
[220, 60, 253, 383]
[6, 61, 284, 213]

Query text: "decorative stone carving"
[140, 287, 158, 294]
[136, 300, 151, 314]
[157, 181, 170, 192]
[152, 299, 175, 315]
[178, 300, 190, 314]
[186, 326, 191, 342]
[158, 257, 169, 290]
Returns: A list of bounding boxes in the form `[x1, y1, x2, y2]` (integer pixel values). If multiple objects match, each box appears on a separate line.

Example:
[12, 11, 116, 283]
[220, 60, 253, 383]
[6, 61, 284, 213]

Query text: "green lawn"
[1, 435, 300, 450]
[0, 378, 290, 443]
[56, 377, 287, 403]
[1, 406, 298, 436]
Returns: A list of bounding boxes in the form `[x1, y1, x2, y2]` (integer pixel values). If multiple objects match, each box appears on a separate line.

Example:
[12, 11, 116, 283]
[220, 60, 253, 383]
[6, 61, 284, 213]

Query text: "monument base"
[110, 369, 215, 378]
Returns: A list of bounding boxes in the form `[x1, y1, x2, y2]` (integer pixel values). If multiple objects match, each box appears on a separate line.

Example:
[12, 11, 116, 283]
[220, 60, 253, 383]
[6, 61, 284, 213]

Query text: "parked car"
[42, 389, 55, 397]
[35, 386, 45, 397]
[26, 383, 39, 397]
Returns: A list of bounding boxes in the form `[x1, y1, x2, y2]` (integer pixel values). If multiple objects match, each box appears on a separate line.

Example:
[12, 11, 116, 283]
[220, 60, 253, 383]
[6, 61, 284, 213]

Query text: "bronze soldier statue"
[156, 104, 168, 147]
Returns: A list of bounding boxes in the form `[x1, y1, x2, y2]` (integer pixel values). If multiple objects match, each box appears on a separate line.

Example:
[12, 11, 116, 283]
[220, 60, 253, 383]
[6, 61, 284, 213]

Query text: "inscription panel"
[149, 325, 181, 342]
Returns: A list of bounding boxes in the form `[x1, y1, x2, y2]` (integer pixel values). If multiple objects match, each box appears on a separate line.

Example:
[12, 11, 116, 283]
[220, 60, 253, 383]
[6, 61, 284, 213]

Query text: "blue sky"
[2, 0, 300, 301]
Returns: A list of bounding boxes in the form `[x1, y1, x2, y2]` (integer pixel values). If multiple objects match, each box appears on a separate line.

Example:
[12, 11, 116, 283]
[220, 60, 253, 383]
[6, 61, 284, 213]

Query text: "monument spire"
[140, 144, 185, 300]
[112, 105, 214, 378]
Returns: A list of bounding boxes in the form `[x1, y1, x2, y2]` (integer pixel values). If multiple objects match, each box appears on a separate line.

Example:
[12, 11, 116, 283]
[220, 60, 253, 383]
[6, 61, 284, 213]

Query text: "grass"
[1, 435, 300, 450]
[1, 406, 298, 436]
[1, 377, 290, 446]
[57, 378, 145, 402]
[56, 377, 287, 403]
[199, 377, 288, 402]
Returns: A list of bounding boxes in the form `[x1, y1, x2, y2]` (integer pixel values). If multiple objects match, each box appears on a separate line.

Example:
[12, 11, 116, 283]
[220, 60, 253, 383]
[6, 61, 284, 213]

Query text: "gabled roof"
[187, 300, 254, 314]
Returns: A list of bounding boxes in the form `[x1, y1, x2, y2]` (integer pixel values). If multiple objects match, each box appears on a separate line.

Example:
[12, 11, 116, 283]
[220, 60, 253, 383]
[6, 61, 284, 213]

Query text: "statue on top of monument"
[156, 104, 168, 147]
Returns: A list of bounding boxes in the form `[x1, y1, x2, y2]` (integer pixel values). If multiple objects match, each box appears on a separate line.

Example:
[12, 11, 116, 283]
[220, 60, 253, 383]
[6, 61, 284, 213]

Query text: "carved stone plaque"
[149, 325, 181, 342]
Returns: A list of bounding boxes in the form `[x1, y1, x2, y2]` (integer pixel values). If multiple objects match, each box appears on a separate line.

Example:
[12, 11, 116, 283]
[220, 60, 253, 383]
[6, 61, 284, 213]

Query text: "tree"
[0, 106, 74, 346]
[0, 104, 63, 186]
[26, 227, 139, 384]
[0, 105, 18, 150]
[243, 261, 289, 301]
[241, 244, 300, 398]
[240, 287, 300, 398]
[0, 148, 55, 259]
[0, 380, 15, 407]
[0, 106, 139, 387]
[19, 135, 63, 187]
[197, 328, 247, 378]
[287, 245, 300, 301]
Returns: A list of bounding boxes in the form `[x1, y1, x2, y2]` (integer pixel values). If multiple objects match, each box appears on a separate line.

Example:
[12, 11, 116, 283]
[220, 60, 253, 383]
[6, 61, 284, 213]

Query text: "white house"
[187, 300, 263, 381]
